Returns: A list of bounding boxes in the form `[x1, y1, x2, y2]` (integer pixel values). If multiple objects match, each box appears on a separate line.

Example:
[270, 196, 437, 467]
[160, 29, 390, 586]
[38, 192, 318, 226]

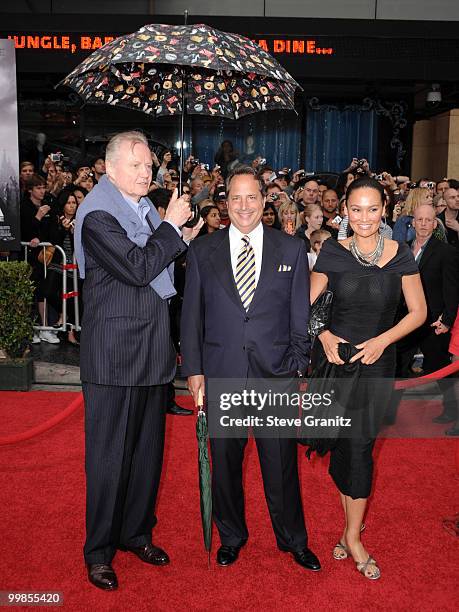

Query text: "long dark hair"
[263, 202, 281, 229]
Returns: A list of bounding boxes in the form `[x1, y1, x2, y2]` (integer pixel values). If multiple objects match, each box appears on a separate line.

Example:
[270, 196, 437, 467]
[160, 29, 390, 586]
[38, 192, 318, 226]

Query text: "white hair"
[105, 130, 149, 164]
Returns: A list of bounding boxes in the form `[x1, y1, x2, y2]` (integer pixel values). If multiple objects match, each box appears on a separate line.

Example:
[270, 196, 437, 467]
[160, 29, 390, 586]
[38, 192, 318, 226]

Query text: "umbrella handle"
[197, 387, 205, 415]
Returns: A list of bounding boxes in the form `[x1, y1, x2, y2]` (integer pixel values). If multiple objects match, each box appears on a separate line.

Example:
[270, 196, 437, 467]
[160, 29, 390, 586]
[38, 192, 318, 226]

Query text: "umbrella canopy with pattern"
[59, 23, 301, 120]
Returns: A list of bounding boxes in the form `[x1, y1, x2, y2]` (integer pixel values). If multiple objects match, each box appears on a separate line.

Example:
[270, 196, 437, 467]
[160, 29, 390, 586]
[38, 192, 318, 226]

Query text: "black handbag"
[298, 343, 362, 457]
[308, 290, 333, 340]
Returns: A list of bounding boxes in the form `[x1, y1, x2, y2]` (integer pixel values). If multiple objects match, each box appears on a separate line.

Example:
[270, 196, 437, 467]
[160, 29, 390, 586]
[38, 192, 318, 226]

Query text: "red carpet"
[0, 392, 457, 611]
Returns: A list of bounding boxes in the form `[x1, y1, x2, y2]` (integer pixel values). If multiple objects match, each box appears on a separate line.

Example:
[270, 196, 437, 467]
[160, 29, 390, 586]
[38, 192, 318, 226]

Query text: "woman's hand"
[318, 330, 348, 365]
[61, 216, 73, 231]
[350, 336, 389, 365]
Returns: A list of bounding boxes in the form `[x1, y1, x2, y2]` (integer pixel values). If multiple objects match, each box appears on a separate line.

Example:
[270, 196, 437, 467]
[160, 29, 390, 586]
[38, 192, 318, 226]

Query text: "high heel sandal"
[332, 523, 366, 560]
[355, 555, 381, 580]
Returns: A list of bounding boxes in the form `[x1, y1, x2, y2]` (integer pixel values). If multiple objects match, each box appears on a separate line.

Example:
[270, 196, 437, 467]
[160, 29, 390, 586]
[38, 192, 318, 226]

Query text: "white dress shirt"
[229, 221, 263, 285]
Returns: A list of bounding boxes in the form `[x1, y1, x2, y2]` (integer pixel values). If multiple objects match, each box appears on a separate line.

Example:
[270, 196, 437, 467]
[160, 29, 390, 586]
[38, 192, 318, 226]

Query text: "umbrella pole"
[179, 69, 185, 194]
[179, 9, 189, 194]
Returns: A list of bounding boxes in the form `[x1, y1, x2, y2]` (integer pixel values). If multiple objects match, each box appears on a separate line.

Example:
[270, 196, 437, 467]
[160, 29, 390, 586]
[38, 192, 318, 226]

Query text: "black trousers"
[397, 326, 456, 418]
[210, 434, 308, 552]
[82, 382, 167, 564]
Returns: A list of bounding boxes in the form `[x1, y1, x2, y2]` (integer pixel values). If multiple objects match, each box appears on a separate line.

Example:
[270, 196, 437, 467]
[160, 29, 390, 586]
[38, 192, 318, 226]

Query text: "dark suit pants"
[210, 434, 308, 552]
[82, 383, 167, 564]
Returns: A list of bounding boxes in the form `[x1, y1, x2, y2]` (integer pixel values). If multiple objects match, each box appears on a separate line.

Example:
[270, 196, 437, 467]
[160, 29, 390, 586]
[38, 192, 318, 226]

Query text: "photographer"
[74, 169, 95, 193]
[190, 165, 222, 207]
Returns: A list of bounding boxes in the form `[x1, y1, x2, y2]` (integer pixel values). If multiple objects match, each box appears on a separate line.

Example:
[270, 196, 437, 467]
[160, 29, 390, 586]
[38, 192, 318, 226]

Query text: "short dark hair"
[149, 188, 172, 210]
[227, 165, 266, 196]
[345, 175, 386, 206]
[25, 174, 46, 191]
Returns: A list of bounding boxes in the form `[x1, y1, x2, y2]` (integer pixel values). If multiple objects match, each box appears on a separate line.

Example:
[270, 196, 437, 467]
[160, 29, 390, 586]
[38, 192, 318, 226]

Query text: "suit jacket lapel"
[209, 227, 245, 311]
[418, 236, 436, 270]
[247, 226, 281, 313]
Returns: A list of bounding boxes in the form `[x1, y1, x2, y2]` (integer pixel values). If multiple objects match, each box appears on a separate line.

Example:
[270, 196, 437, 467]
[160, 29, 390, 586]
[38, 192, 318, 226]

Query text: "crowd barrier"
[21, 241, 81, 334]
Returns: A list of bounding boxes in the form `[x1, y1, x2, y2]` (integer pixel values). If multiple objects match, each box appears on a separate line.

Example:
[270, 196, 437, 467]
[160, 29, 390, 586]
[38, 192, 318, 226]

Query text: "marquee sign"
[5, 33, 334, 57]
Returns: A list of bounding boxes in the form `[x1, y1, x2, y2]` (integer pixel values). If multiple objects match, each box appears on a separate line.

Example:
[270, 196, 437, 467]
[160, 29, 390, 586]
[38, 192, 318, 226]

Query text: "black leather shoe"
[217, 545, 241, 566]
[167, 402, 193, 416]
[126, 543, 170, 565]
[433, 413, 456, 424]
[291, 548, 321, 571]
[87, 563, 118, 591]
[446, 426, 459, 436]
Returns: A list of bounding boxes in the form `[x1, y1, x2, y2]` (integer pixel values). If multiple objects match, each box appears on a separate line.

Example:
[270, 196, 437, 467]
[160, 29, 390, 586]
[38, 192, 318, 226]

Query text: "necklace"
[350, 233, 385, 267]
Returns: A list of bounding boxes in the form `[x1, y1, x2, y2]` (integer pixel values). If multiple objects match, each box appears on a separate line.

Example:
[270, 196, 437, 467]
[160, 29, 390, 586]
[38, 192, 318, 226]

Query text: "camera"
[200, 163, 210, 171]
[258, 158, 267, 166]
[270, 193, 279, 201]
[50, 152, 63, 163]
[426, 181, 435, 190]
[332, 214, 343, 225]
[375, 174, 384, 181]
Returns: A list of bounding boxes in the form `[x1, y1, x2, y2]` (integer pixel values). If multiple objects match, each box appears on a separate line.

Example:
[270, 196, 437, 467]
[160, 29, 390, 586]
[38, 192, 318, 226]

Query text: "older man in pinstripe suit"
[75, 131, 197, 591]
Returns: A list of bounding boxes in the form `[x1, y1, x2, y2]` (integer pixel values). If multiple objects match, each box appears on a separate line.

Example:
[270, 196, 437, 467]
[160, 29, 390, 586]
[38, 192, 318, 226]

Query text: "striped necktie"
[235, 235, 256, 311]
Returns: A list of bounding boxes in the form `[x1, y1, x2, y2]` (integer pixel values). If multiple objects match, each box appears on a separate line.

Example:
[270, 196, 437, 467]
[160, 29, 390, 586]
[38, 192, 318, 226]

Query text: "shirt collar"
[229, 221, 263, 242]
[122, 194, 150, 221]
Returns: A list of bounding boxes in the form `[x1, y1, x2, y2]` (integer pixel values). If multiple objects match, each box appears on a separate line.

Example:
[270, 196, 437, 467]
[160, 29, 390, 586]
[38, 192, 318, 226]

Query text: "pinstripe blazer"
[80, 210, 187, 386]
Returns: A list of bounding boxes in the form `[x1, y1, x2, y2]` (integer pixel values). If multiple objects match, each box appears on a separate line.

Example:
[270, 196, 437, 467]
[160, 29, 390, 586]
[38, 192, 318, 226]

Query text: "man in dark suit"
[397, 204, 459, 429]
[181, 166, 320, 571]
[74, 131, 195, 591]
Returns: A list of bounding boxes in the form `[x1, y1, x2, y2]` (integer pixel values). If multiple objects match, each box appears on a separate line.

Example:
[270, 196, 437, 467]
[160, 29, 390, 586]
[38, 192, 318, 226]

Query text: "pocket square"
[278, 264, 292, 272]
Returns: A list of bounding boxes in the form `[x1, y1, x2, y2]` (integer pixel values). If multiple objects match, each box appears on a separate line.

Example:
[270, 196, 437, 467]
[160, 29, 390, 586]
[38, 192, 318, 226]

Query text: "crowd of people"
[17, 142, 459, 371]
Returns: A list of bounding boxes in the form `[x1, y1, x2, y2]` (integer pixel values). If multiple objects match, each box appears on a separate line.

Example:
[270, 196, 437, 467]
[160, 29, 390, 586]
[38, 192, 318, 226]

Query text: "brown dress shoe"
[126, 543, 170, 565]
[87, 563, 118, 591]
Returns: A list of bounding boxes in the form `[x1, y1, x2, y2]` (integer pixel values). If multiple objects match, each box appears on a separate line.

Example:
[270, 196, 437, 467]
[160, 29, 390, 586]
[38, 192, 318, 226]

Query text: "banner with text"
[0, 39, 21, 251]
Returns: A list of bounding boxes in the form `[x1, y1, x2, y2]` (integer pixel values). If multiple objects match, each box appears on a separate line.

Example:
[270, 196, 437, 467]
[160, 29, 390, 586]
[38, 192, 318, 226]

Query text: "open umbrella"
[59, 22, 300, 121]
[58, 20, 302, 204]
[195, 388, 212, 565]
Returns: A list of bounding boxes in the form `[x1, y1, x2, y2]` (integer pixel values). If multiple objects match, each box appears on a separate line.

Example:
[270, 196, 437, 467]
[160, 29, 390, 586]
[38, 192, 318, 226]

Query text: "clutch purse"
[307, 290, 333, 339]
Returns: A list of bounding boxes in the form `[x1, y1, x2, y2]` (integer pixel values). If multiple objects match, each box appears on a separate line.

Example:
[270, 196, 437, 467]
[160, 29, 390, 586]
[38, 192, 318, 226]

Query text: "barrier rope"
[0, 360, 457, 446]
[0, 393, 83, 446]
[393, 360, 459, 390]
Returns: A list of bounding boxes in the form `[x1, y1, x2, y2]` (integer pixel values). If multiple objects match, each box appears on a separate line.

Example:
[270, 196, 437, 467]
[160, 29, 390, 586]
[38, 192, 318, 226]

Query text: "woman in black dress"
[310, 176, 426, 580]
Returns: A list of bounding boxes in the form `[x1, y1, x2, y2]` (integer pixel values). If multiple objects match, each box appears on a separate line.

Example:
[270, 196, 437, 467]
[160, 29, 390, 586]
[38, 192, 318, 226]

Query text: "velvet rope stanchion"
[394, 360, 459, 390]
[0, 393, 83, 446]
